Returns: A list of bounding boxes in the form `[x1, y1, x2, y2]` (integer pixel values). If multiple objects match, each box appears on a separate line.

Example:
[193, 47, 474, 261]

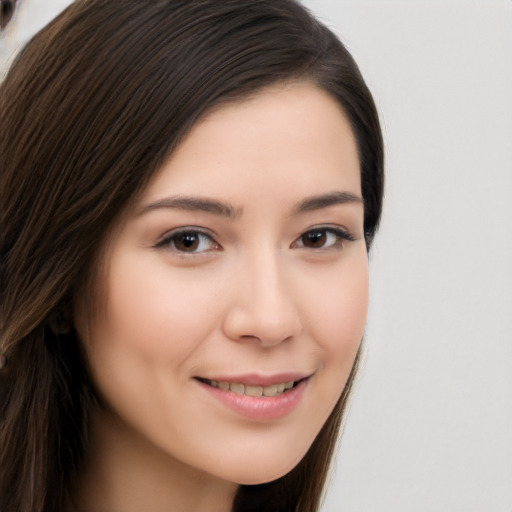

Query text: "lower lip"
[197, 379, 307, 421]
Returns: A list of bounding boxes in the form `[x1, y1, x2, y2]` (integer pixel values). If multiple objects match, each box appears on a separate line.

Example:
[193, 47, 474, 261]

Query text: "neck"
[70, 406, 237, 512]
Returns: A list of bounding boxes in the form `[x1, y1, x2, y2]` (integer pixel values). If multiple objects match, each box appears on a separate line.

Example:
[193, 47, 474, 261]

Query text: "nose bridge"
[224, 245, 302, 346]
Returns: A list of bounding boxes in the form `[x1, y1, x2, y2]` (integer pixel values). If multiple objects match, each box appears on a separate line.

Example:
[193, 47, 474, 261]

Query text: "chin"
[220, 448, 308, 486]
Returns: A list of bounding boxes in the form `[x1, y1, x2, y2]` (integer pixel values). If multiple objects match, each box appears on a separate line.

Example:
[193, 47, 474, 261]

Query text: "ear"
[48, 304, 72, 335]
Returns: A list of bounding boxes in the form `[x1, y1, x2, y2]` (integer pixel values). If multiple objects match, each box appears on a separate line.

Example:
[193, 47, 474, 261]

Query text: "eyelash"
[156, 226, 356, 254]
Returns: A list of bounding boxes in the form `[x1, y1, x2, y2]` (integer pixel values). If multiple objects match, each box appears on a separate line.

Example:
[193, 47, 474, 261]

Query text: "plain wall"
[1, 1, 511, 511]
[299, 2, 512, 511]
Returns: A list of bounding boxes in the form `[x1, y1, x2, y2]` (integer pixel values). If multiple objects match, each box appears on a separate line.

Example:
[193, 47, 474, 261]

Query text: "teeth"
[230, 382, 245, 395]
[245, 385, 263, 397]
[207, 379, 296, 397]
[263, 384, 278, 397]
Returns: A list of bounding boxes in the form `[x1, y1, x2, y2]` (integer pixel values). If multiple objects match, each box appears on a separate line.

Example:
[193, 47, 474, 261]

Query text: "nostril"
[1, 0, 16, 30]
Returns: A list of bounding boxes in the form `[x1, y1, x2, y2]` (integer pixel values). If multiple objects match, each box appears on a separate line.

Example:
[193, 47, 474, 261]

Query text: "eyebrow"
[138, 190, 362, 219]
[292, 191, 363, 214]
[138, 196, 241, 219]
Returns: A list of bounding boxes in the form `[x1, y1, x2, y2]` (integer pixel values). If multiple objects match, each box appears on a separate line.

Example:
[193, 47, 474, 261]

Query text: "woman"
[0, 0, 384, 510]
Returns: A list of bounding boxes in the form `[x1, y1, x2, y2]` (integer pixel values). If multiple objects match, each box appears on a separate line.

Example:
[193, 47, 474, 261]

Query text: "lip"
[195, 373, 310, 421]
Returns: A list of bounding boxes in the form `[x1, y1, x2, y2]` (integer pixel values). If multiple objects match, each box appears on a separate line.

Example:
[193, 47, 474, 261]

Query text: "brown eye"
[301, 230, 327, 248]
[174, 232, 200, 252]
[294, 227, 354, 250]
[158, 230, 219, 254]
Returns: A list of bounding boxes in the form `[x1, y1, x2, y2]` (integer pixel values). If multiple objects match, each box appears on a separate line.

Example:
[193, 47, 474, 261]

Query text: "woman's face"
[76, 82, 368, 485]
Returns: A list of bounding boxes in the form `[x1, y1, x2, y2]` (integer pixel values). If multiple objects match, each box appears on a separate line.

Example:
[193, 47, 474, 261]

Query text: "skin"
[73, 82, 369, 512]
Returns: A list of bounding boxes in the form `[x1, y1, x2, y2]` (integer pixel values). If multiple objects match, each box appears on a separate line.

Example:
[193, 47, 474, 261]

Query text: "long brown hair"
[0, 1, 384, 510]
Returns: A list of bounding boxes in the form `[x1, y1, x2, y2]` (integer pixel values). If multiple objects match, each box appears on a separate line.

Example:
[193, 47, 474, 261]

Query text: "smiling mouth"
[195, 378, 304, 397]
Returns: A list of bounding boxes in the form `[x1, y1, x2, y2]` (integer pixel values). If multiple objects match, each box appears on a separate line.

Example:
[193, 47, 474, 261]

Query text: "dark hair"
[0, 0, 384, 510]
[0, 0, 17, 30]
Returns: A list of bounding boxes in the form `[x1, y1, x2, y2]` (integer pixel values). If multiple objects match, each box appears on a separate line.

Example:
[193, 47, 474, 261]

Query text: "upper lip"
[194, 372, 312, 387]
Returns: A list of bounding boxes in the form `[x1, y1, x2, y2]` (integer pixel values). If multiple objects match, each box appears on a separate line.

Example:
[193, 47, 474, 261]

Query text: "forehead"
[139, 82, 361, 208]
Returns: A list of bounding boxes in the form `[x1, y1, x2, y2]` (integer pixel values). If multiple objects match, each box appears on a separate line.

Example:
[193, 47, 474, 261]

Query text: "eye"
[156, 229, 220, 254]
[293, 227, 355, 250]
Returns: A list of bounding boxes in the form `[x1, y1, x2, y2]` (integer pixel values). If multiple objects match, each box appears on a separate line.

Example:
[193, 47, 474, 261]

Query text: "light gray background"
[1, 1, 511, 511]
[301, 2, 512, 511]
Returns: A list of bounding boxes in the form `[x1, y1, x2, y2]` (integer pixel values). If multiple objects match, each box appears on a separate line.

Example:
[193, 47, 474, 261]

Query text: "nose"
[222, 250, 303, 347]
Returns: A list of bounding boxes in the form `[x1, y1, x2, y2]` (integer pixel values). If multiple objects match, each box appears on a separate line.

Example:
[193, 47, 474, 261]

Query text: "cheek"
[99, 256, 222, 364]
[316, 254, 369, 336]
[305, 253, 369, 372]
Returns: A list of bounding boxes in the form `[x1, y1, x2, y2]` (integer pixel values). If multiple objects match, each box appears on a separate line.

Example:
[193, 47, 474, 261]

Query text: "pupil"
[305, 230, 326, 247]
[177, 233, 199, 250]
